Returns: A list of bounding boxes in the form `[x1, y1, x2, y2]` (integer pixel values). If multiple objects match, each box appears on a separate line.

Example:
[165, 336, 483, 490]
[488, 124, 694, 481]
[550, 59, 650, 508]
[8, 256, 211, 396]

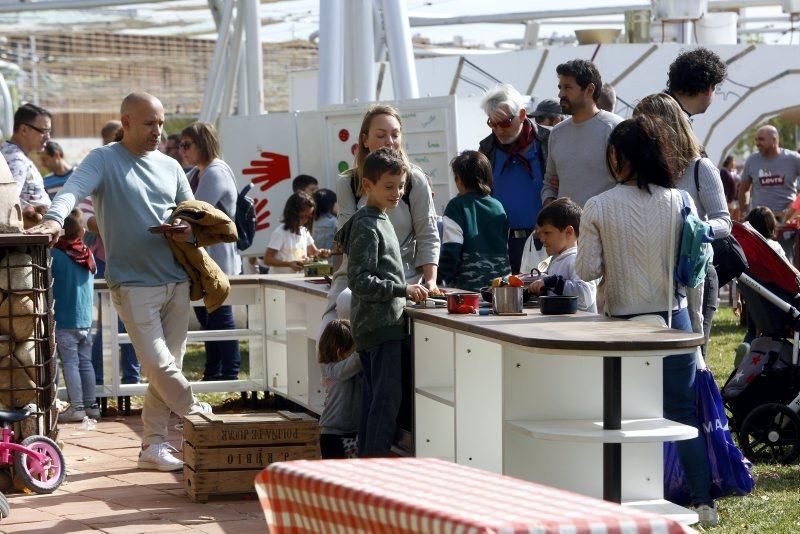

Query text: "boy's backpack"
[349, 170, 412, 206]
[674, 189, 714, 288]
[234, 183, 257, 251]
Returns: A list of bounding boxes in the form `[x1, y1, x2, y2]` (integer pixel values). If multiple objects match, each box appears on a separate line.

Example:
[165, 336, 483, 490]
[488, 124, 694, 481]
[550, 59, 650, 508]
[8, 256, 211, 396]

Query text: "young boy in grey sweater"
[334, 147, 428, 457]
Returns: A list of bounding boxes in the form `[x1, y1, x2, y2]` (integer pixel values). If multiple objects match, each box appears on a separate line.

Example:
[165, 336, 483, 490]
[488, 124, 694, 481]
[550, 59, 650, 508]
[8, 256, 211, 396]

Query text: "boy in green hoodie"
[335, 147, 428, 457]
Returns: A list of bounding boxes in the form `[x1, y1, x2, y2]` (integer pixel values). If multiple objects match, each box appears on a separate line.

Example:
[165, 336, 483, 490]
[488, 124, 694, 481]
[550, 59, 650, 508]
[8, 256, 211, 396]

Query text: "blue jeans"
[358, 339, 403, 457]
[193, 306, 241, 380]
[56, 328, 96, 409]
[623, 307, 713, 505]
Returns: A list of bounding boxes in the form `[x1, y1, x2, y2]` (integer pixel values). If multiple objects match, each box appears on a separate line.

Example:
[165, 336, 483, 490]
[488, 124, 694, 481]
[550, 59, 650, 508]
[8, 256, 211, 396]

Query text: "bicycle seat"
[0, 406, 34, 424]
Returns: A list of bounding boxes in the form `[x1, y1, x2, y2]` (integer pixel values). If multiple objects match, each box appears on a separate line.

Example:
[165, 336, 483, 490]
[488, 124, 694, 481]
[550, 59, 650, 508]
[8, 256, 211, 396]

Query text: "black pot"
[539, 295, 578, 315]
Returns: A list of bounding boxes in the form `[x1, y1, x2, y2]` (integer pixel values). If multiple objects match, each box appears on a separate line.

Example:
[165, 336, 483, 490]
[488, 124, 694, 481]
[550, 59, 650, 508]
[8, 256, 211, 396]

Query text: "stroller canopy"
[732, 222, 800, 295]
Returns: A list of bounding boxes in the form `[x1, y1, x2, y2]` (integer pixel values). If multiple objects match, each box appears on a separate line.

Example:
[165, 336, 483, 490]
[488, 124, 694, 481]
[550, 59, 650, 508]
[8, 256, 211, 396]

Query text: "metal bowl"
[574, 29, 622, 45]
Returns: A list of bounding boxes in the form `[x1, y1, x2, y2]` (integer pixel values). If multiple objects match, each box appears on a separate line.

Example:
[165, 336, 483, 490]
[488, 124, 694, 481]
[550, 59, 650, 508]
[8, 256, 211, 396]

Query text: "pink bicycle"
[0, 406, 65, 494]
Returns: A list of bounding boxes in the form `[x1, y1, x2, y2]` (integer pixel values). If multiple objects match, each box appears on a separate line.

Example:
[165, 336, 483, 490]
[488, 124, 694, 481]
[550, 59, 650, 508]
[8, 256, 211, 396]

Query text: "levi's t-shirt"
[743, 149, 800, 213]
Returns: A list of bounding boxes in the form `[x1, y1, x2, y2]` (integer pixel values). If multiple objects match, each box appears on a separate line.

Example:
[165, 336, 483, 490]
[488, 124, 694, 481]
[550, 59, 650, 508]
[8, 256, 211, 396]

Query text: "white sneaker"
[137, 443, 183, 472]
[695, 503, 719, 527]
[60, 406, 87, 423]
[85, 405, 101, 419]
[189, 401, 213, 414]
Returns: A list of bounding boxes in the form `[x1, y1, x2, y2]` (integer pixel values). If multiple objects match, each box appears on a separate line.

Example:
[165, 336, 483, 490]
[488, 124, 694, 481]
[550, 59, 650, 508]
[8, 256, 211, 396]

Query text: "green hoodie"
[335, 205, 408, 351]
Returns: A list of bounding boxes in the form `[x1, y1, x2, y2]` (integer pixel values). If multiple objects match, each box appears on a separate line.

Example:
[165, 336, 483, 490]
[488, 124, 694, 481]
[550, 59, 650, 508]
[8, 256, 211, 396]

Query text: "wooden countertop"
[406, 308, 703, 352]
[261, 275, 331, 299]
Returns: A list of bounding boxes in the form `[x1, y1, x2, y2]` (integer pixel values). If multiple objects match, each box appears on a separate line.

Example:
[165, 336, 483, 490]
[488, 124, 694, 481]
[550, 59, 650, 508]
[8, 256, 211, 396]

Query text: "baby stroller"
[722, 221, 800, 464]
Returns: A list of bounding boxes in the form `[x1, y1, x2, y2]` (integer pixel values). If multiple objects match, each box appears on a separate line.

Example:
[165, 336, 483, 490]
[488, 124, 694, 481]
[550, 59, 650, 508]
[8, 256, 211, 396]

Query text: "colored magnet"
[338, 129, 349, 142]
[338, 161, 349, 173]
[351, 143, 358, 155]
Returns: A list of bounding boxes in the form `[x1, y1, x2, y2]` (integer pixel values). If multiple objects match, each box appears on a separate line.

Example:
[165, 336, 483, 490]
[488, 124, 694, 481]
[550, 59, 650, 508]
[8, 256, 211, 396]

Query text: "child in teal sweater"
[438, 150, 511, 291]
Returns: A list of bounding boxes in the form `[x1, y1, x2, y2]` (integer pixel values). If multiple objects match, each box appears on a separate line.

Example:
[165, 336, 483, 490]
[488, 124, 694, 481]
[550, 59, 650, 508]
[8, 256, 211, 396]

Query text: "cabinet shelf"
[415, 386, 455, 407]
[505, 418, 697, 443]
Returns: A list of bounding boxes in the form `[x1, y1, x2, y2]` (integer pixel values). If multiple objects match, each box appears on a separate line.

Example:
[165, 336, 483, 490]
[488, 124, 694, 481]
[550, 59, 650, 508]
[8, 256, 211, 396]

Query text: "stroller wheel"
[739, 403, 800, 465]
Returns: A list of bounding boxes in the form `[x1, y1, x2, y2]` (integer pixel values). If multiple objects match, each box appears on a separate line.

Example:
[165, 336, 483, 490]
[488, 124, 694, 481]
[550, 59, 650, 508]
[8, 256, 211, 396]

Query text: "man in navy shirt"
[478, 84, 546, 273]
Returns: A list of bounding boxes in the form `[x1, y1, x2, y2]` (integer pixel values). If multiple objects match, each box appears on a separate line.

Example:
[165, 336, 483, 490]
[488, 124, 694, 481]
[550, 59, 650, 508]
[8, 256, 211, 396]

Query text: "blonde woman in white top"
[576, 115, 717, 526]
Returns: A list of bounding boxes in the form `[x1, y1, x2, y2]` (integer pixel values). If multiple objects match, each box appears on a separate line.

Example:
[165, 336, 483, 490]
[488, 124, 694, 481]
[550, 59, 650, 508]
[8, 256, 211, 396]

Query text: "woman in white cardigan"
[575, 115, 717, 526]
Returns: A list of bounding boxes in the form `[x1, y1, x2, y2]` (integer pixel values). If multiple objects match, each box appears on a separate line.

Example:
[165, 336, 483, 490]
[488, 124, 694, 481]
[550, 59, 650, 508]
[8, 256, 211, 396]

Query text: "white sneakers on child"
[86, 405, 101, 419]
[137, 443, 184, 472]
[695, 503, 719, 527]
[59, 406, 87, 423]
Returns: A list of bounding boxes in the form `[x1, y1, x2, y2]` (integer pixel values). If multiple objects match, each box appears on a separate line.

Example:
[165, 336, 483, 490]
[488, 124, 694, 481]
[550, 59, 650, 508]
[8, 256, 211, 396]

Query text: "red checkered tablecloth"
[255, 457, 694, 533]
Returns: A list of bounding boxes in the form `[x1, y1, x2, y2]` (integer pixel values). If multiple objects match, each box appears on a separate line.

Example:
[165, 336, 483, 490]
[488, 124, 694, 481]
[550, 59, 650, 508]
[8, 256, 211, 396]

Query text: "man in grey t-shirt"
[739, 125, 800, 219]
[541, 59, 622, 207]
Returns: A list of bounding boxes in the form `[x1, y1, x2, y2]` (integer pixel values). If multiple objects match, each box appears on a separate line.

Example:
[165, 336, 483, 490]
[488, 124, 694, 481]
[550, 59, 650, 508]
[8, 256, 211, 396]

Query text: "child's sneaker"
[137, 443, 183, 471]
[59, 406, 87, 423]
[85, 404, 101, 419]
[695, 503, 719, 527]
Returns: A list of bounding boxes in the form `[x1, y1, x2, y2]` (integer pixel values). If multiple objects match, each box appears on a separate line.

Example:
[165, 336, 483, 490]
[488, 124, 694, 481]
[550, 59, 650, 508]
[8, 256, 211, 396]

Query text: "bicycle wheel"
[13, 435, 66, 494]
[0, 490, 8, 519]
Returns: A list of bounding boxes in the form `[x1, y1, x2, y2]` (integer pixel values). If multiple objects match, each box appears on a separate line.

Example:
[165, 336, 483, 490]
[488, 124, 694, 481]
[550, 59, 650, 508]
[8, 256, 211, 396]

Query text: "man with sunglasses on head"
[541, 59, 622, 209]
[1, 103, 53, 226]
[478, 84, 546, 273]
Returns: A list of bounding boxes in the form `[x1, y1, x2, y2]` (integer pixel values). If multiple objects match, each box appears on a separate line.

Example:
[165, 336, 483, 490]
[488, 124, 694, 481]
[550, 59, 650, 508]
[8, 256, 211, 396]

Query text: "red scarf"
[54, 237, 97, 274]
[494, 118, 537, 177]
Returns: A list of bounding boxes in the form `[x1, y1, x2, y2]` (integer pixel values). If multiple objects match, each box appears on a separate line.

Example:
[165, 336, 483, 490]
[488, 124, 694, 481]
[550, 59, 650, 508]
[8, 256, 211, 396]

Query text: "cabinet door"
[414, 323, 454, 389]
[415, 394, 455, 461]
[455, 334, 503, 473]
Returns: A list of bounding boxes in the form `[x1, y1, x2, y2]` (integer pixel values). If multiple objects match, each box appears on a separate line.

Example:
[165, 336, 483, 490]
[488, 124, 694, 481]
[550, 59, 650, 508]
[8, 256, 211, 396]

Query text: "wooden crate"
[183, 410, 320, 502]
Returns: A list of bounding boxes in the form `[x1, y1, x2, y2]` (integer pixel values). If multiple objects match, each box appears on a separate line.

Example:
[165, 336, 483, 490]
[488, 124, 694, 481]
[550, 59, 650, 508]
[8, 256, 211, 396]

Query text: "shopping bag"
[664, 367, 755, 504]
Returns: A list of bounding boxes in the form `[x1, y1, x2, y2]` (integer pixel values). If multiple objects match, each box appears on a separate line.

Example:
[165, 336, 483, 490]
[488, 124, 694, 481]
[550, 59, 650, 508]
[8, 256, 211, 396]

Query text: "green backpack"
[675, 189, 714, 288]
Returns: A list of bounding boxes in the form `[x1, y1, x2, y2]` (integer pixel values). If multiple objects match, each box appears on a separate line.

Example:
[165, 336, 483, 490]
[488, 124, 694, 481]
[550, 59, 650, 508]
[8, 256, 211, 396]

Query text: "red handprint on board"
[253, 197, 271, 231]
[243, 151, 291, 193]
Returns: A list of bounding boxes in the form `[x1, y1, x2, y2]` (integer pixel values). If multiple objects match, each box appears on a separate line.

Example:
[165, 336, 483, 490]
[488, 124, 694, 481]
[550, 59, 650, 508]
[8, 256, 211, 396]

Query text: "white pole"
[199, 0, 234, 122]
[0, 74, 13, 137]
[237, 47, 248, 115]
[380, 0, 419, 100]
[317, 0, 343, 106]
[243, 0, 264, 115]
[220, 1, 245, 119]
[29, 36, 39, 105]
[347, 0, 375, 103]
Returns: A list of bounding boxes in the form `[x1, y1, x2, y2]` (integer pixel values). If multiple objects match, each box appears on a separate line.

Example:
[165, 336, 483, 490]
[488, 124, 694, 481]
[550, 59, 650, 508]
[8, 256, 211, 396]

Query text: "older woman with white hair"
[478, 84, 546, 273]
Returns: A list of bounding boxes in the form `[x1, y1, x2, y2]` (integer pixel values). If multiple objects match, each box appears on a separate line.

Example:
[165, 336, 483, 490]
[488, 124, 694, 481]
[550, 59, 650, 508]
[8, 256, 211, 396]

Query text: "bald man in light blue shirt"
[32, 92, 212, 472]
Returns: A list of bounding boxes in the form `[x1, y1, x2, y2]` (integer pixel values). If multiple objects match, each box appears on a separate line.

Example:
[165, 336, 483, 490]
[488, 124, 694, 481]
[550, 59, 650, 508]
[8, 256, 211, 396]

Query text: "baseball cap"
[532, 98, 563, 119]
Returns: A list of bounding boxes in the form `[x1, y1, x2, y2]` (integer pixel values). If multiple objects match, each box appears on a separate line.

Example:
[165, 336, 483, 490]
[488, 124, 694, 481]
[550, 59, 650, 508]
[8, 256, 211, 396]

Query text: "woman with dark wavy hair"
[576, 115, 717, 527]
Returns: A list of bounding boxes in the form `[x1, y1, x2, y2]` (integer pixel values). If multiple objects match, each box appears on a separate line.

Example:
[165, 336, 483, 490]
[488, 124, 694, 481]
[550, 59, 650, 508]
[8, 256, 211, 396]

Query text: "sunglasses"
[24, 123, 51, 135]
[179, 142, 193, 150]
[487, 116, 514, 129]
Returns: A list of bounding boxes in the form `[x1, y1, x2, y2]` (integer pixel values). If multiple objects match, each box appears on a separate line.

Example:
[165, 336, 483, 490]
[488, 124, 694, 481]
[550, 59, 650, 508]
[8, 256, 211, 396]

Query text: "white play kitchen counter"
[92, 273, 703, 523]
[405, 306, 704, 523]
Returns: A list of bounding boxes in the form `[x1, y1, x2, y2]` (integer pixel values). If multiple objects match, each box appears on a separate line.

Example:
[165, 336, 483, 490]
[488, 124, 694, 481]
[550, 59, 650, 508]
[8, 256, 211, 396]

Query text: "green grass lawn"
[704, 307, 800, 533]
